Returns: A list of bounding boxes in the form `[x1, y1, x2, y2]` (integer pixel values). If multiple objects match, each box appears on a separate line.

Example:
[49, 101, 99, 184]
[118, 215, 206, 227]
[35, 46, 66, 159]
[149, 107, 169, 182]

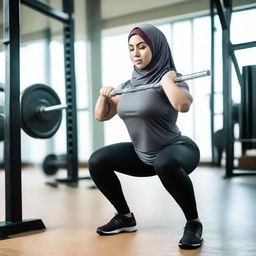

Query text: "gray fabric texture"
[117, 85, 188, 165]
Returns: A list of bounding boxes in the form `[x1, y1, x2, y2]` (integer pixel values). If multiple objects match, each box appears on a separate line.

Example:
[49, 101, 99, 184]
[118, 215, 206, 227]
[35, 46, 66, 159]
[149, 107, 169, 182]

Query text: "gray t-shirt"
[117, 81, 189, 165]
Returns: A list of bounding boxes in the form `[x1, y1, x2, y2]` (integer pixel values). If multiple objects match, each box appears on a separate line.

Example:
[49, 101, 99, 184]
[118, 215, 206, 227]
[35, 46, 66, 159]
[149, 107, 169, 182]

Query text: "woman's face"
[128, 35, 152, 69]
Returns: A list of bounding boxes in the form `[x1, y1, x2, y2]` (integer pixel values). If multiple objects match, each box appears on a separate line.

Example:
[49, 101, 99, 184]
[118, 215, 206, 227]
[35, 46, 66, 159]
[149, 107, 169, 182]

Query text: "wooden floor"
[0, 166, 256, 256]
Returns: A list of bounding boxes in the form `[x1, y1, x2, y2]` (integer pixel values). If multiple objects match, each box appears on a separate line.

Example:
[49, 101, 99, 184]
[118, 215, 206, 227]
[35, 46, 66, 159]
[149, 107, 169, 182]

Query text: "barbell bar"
[40, 104, 89, 113]
[40, 104, 68, 113]
[39, 70, 211, 114]
[110, 70, 211, 96]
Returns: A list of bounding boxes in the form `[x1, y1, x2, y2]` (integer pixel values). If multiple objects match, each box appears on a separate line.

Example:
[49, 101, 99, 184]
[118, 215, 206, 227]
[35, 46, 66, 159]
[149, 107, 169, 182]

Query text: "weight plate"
[21, 84, 62, 139]
[42, 154, 59, 175]
[0, 83, 4, 92]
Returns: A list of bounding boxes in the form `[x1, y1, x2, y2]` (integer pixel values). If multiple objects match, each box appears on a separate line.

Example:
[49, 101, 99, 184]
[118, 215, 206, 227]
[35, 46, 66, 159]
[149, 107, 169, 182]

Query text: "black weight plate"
[21, 84, 62, 139]
[0, 83, 4, 92]
[42, 154, 59, 175]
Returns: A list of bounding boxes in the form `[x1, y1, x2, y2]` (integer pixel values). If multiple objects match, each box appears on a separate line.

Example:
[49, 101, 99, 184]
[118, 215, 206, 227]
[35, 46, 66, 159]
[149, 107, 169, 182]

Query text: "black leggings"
[88, 137, 200, 221]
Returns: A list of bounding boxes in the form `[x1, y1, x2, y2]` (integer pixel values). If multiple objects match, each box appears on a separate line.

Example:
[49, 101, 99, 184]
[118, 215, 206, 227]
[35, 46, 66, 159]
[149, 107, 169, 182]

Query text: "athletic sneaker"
[96, 213, 137, 236]
[179, 221, 203, 249]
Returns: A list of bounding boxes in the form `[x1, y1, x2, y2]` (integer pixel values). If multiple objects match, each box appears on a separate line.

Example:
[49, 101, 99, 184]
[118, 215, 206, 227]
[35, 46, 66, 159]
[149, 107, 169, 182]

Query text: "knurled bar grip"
[110, 70, 211, 96]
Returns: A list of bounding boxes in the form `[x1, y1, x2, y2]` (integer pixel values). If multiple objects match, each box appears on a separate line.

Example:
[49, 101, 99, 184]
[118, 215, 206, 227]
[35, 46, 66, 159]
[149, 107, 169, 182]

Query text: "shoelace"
[184, 222, 200, 235]
[110, 214, 123, 225]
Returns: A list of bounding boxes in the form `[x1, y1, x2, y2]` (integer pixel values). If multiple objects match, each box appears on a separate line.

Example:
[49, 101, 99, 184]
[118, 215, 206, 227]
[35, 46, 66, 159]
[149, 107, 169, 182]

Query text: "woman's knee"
[88, 149, 108, 175]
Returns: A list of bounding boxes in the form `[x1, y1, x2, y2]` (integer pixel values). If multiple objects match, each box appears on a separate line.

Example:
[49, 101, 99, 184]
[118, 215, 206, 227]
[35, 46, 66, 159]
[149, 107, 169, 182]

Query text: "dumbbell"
[42, 153, 67, 175]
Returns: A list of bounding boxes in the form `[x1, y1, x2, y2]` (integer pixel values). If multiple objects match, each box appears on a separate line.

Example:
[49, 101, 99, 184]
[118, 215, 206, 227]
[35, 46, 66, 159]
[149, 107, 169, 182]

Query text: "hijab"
[127, 24, 176, 87]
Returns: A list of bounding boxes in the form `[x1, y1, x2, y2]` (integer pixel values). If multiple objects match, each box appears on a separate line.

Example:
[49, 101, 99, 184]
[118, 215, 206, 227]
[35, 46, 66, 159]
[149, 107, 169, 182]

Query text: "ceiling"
[0, 0, 255, 40]
[0, 0, 195, 41]
[101, 0, 193, 19]
[0, 0, 193, 25]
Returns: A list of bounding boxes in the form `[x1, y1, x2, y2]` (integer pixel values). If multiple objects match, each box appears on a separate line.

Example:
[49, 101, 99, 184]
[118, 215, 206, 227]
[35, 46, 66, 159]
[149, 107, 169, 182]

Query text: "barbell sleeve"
[174, 70, 211, 82]
[110, 69, 211, 96]
[40, 104, 89, 113]
[40, 104, 68, 112]
[77, 107, 89, 112]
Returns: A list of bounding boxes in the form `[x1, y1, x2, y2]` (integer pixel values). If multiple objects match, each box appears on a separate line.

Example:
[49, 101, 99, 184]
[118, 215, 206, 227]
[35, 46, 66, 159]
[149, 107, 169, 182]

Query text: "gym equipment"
[1, 70, 210, 140]
[1, 0, 80, 240]
[240, 65, 256, 151]
[42, 153, 93, 188]
[42, 153, 67, 175]
[0, 83, 89, 140]
[21, 84, 62, 139]
[0, 83, 4, 92]
[110, 70, 211, 96]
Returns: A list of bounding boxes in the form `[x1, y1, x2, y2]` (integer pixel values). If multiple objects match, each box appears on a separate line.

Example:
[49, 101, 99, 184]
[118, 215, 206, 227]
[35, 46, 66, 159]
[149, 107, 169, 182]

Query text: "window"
[102, 33, 132, 145]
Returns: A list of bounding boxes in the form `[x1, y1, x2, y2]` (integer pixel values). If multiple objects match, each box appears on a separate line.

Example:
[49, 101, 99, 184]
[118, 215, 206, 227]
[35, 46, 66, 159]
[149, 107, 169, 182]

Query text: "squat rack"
[210, 0, 256, 177]
[0, 0, 78, 239]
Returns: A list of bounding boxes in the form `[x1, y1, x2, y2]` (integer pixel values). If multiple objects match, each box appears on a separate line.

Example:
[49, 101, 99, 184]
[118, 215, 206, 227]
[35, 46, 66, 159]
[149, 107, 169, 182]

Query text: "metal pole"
[1, 0, 45, 239]
[61, 0, 78, 184]
[210, 0, 216, 164]
[3, 0, 22, 223]
[222, 0, 234, 177]
[86, 0, 104, 152]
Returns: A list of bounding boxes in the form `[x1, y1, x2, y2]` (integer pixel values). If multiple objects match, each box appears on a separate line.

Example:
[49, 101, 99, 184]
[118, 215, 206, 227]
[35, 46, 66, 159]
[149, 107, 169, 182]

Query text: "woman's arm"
[160, 71, 193, 112]
[95, 85, 121, 121]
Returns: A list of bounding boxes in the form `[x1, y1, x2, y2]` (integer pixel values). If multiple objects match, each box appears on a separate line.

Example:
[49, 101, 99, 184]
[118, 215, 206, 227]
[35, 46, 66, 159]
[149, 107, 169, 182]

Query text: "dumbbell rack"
[0, 0, 78, 239]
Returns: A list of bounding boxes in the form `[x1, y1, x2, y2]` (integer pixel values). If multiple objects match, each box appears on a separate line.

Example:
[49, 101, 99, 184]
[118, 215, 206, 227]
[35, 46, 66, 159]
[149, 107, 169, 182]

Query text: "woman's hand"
[160, 70, 192, 112]
[99, 86, 115, 98]
[161, 70, 177, 85]
[95, 85, 121, 121]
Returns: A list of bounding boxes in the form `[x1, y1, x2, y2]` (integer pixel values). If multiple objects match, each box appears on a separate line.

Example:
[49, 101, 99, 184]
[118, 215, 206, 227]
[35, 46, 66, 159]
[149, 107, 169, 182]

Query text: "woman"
[88, 24, 203, 250]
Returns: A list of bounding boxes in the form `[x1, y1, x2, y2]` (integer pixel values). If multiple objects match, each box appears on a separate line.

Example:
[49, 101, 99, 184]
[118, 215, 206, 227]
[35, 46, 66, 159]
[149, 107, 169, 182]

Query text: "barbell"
[110, 70, 211, 96]
[0, 69, 210, 140]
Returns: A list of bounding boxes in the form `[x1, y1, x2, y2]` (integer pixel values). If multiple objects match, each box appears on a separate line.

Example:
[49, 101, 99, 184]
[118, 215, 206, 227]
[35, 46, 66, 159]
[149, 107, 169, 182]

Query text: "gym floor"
[0, 166, 255, 256]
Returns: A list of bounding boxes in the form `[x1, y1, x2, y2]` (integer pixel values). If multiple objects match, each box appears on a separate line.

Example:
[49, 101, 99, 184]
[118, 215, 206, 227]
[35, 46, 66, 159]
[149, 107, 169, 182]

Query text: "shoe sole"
[179, 239, 203, 250]
[97, 225, 137, 236]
